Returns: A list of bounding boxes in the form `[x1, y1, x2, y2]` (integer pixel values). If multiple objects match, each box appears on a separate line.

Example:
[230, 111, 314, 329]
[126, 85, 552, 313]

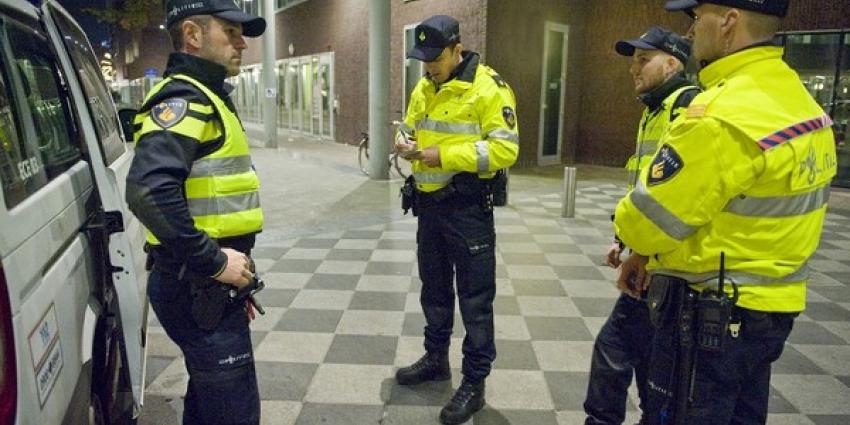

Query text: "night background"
[58, 0, 112, 48]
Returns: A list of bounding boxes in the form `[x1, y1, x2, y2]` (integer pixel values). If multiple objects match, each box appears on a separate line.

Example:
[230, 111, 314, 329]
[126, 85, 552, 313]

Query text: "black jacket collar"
[164, 52, 231, 99]
[431, 51, 480, 86]
[637, 72, 692, 111]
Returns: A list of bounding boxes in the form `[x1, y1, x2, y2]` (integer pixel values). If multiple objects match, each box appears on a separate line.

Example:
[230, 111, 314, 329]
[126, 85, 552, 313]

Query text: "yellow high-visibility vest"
[135, 74, 263, 244]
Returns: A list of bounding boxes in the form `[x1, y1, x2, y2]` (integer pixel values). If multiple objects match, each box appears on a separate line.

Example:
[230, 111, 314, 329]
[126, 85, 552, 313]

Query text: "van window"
[0, 19, 81, 209]
[50, 7, 124, 165]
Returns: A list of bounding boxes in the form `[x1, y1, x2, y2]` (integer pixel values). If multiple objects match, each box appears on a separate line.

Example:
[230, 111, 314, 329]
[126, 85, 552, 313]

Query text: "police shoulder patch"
[151, 98, 188, 129]
[647, 144, 684, 186]
[502, 106, 516, 129]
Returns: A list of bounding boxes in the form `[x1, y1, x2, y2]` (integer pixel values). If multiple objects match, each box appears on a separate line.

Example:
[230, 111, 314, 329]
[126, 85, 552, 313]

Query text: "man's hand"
[419, 146, 441, 167]
[617, 253, 649, 298]
[214, 248, 253, 289]
[605, 242, 623, 268]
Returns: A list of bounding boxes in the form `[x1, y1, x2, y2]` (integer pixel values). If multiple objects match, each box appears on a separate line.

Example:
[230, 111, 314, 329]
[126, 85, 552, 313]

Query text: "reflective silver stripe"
[626, 170, 638, 188]
[417, 118, 481, 136]
[629, 180, 698, 241]
[187, 192, 260, 216]
[639, 140, 658, 156]
[189, 156, 253, 178]
[487, 128, 519, 144]
[413, 171, 457, 184]
[653, 263, 809, 286]
[475, 140, 489, 173]
[724, 186, 830, 217]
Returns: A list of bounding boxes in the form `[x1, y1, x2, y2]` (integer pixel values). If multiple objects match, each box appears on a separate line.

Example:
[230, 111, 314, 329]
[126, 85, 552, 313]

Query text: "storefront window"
[780, 31, 850, 188]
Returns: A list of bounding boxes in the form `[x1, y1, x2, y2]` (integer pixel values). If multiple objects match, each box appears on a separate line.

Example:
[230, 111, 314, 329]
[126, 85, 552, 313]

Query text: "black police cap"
[665, 0, 789, 17]
[407, 15, 461, 62]
[165, 0, 266, 37]
[615, 26, 691, 66]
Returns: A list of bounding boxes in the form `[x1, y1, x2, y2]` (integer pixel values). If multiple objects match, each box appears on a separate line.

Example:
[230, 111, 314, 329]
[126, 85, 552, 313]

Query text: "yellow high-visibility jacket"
[614, 46, 837, 312]
[402, 52, 519, 192]
[135, 74, 263, 245]
[625, 83, 700, 189]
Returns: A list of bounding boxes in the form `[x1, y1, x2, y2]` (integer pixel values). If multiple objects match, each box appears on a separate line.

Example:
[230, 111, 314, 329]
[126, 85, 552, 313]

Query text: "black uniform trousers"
[147, 265, 260, 425]
[645, 289, 795, 425]
[584, 293, 655, 424]
[416, 192, 497, 383]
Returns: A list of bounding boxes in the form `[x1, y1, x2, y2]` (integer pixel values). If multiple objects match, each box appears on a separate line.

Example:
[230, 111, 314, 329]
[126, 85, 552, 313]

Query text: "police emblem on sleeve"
[151, 98, 188, 129]
[502, 106, 516, 130]
[647, 144, 684, 185]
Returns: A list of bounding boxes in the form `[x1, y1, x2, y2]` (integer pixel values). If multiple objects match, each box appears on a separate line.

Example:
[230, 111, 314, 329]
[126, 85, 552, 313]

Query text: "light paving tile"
[289, 289, 353, 310]
[248, 307, 286, 332]
[533, 341, 594, 372]
[254, 332, 334, 363]
[356, 275, 412, 292]
[545, 253, 596, 267]
[792, 345, 850, 376]
[494, 314, 532, 340]
[772, 375, 850, 414]
[261, 272, 313, 290]
[517, 296, 581, 317]
[283, 248, 331, 260]
[370, 249, 417, 263]
[334, 239, 380, 250]
[260, 401, 302, 425]
[500, 242, 545, 254]
[304, 364, 393, 405]
[507, 265, 559, 279]
[486, 370, 554, 410]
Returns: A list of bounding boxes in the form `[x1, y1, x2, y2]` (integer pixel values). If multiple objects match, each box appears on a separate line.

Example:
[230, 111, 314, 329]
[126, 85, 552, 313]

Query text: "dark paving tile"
[268, 259, 322, 273]
[837, 375, 850, 389]
[787, 321, 847, 345]
[402, 313, 464, 337]
[258, 289, 299, 308]
[255, 362, 317, 401]
[525, 317, 594, 341]
[294, 238, 339, 249]
[768, 385, 800, 414]
[473, 408, 558, 425]
[498, 233, 536, 242]
[824, 272, 850, 286]
[349, 291, 407, 311]
[494, 295, 521, 315]
[808, 415, 850, 425]
[571, 297, 618, 318]
[511, 279, 567, 297]
[323, 334, 398, 365]
[773, 345, 827, 374]
[553, 266, 606, 280]
[365, 261, 414, 276]
[810, 286, 850, 303]
[544, 371, 590, 410]
[144, 356, 175, 386]
[527, 226, 566, 235]
[804, 302, 850, 322]
[275, 308, 344, 333]
[570, 235, 614, 244]
[137, 395, 181, 425]
[493, 340, 540, 370]
[501, 253, 551, 266]
[341, 230, 384, 239]
[250, 247, 288, 260]
[496, 264, 509, 279]
[294, 403, 385, 425]
[378, 239, 418, 250]
[305, 273, 360, 290]
[386, 379, 455, 406]
[326, 249, 374, 261]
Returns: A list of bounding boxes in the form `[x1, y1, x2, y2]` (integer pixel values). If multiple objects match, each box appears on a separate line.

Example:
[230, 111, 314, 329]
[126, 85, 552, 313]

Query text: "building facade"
[116, 0, 850, 186]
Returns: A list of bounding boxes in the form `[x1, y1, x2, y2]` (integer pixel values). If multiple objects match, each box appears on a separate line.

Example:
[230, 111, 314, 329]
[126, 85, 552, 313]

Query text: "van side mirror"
[117, 108, 137, 143]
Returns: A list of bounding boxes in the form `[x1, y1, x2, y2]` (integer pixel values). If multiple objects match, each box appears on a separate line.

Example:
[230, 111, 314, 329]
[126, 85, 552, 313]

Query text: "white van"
[0, 1, 148, 424]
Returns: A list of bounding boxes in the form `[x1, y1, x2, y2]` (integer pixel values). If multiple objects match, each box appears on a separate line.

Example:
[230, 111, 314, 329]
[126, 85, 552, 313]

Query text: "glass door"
[834, 34, 850, 186]
[538, 22, 569, 165]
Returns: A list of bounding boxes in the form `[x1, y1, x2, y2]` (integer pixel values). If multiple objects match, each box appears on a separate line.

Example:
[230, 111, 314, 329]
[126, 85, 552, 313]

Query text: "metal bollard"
[562, 166, 577, 218]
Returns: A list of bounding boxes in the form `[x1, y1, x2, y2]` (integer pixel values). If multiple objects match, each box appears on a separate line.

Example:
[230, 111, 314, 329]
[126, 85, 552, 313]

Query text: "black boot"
[439, 379, 485, 424]
[395, 352, 450, 385]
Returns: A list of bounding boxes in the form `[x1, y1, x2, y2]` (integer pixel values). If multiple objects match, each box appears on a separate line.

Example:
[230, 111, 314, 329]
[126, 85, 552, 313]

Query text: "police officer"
[614, 1, 836, 424]
[125, 1, 266, 424]
[584, 27, 699, 425]
[394, 15, 519, 425]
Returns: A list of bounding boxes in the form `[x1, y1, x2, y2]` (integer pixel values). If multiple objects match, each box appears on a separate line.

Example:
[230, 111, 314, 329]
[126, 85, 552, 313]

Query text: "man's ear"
[720, 8, 740, 38]
[183, 20, 204, 51]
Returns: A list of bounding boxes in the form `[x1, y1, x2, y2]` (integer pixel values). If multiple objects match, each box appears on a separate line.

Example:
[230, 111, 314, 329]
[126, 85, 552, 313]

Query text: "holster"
[401, 175, 417, 216]
[189, 277, 231, 331]
[488, 169, 508, 207]
[646, 274, 687, 329]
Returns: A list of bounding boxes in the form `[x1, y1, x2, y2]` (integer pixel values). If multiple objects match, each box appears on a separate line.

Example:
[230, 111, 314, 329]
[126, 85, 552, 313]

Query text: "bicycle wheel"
[358, 135, 370, 176]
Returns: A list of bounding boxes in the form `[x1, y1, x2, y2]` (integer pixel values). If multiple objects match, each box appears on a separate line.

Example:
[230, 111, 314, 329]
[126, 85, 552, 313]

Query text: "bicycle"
[358, 129, 410, 179]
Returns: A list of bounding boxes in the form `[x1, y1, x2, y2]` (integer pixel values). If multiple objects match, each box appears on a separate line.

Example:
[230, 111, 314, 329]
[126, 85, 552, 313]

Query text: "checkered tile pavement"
[140, 181, 850, 425]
